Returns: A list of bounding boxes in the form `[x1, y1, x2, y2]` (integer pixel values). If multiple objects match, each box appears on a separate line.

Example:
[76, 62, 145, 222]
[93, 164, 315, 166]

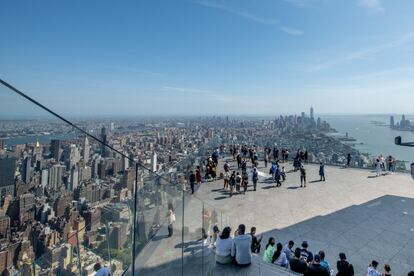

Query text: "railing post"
[132, 162, 139, 275]
[181, 188, 185, 276]
[202, 202, 205, 276]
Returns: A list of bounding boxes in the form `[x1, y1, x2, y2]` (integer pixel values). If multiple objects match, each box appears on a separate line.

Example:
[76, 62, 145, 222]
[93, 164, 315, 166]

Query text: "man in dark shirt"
[290, 248, 308, 274]
[336, 253, 355, 276]
[305, 255, 330, 276]
[189, 171, 196, 194]
[300, 241, 313, 263]
[250, 227, 262, 253]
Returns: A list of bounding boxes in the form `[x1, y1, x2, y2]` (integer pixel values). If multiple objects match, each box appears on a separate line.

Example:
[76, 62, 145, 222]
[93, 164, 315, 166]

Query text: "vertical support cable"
[181, 189, 185, 276]
[201, 202, 205, 276]
[132, 162, 139, 275]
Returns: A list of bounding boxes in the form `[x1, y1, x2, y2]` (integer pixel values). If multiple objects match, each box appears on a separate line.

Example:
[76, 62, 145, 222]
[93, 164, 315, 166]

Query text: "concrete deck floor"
[135, 158, 414, 275]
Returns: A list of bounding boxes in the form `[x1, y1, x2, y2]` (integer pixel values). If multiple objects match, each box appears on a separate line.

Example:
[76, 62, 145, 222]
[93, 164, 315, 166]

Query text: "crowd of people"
[212, 224, 412, 276]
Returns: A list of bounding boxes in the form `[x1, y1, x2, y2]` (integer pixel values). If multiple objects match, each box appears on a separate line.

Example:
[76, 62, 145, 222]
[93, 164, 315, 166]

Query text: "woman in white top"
[272, 242, 289, 268]
[215, 227, 234, 264]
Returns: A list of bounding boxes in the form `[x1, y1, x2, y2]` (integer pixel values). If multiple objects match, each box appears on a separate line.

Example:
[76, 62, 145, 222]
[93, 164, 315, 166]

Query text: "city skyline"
[2, 0, 414, 115]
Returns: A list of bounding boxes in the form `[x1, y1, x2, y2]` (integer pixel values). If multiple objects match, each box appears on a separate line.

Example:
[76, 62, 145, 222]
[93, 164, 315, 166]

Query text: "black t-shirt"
[290, 259, 308, 274]
[305, 264, 329, 276]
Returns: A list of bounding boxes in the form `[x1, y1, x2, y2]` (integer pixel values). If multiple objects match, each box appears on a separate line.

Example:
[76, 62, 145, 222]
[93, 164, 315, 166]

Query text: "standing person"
[382, 264, 392, 276]
[376, 159, 382, 177]
[300, 166, 307, 188]
[231, 224, 252, 266]
[242, 172, 249, 194]
[304, 150, 308, 163]
[319, 162, 325, 181]
[272, 242, 289, 268]
[347, 153, 351, 167]
[237, 154, 242, 169]
[235, 172, 242, 193]
[285, 149, 289, 162]
[196, 165, 202, 186]
[281, 167, 286, 181]
[368, 260, 381, 276]
[263, 237, 276, 263]
[337, 253, 354, 276]
[275, 166, 282, 187]
[223, 170, 230, 190]
[224, 161, 230, 173]
[250, 227, 262, 253]
[387, 156, 393, 172]
[167, 203, 176, 237]
[189, 171, 196, 194]
[229, 171, 236, 197]
[252, 167, 259, 191]
[264, 151, 268, 168]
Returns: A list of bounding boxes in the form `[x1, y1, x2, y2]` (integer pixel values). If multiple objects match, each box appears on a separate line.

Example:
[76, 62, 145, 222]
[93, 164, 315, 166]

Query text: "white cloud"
[357, 0, 385, 13]
[307, 33, 414, 72]
[161, 86, 212, 94]
[197, 1, 278, 25]
[280, 27, 304, 36]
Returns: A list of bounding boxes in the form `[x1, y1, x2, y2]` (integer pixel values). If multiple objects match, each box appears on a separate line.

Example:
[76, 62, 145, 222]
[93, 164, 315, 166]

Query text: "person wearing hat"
[336, 253, 355, 276]
[305, 254, 330, 276]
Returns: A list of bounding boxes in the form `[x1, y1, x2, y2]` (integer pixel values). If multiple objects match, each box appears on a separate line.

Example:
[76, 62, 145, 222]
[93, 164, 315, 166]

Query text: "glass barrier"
[2, 79, 413, 276]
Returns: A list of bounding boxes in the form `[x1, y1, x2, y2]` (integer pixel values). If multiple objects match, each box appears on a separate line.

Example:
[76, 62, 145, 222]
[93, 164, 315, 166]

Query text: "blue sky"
[1, 0, 414, 116]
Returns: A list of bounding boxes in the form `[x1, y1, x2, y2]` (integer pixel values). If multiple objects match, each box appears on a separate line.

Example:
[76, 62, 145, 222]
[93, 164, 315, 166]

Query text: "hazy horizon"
[2, 0, 414, 115]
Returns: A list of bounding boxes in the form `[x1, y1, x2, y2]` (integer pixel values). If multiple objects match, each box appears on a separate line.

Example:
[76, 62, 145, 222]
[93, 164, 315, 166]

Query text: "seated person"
[337, 253, 355, 276]
[250, 227, 262, 253]
[300, 241, 313, 263]
[305, 254, 330, 276]
[283, 240, 295, 262]
[272, 242, 288, 267]
[319, 250, 330, 271]
[231, 224, 252, 266]
[215, 227, 234, 264]
[290, 248, 308, 274]
[263, 237, 276, 263]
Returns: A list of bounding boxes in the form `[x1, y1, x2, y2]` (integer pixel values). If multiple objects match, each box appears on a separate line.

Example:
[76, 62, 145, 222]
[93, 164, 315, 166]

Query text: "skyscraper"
[390, 116, 395, 128]
[21, 156, 32, 184]
[310, 106, 314, 120]
[50, 139, 61, 161]
[0, 139, 4, 151]
[0, 153, 16, 197]
[83, 136, 90, 163]
[69, 165, 79, 191]
[151, 152, 157, 172]
[48, 164, 65, 190]
[41, 169, 49, 188]
[101, 127, 107, 157]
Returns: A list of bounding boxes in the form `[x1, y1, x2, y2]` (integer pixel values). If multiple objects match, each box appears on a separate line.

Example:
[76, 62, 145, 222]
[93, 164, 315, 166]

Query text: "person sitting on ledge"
[231, 224, 252, 266]
[215, 227, 234, 264]
[263, 237, 276, 263]
[283, 240, 295, 262]
[305, 254, 330, 276]
[250, 226, 262, 253]
[319, 250, 330, 272]
[300, 241, 313, 263]
[290, 248, 308, 274]
[272, 242, 289, 268]
[337, 252, 354, 276]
